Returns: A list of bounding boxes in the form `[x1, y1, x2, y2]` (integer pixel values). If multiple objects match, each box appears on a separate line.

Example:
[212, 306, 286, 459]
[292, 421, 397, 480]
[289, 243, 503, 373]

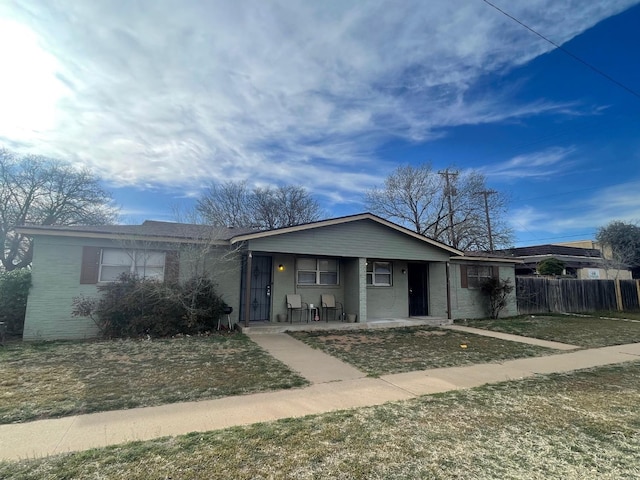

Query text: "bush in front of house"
[0, 269, 32, 337]
[181, 275, 226, 332]
[480, 277, 514, 319]
[72, 273, 225, 338]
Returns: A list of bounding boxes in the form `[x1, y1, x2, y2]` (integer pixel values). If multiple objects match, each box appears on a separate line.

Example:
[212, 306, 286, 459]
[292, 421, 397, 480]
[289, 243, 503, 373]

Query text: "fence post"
[636, 280, 640, 309]
[615, 279, 624, 311]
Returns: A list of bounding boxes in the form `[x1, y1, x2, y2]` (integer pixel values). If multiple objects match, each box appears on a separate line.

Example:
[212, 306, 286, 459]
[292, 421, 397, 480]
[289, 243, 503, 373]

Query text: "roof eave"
[453, 255, 524, 264]
[15, 227, 230, 245]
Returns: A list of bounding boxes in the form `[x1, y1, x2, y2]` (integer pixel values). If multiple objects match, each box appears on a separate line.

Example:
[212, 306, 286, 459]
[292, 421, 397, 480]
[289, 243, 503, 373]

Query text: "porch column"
[445, 261, 452, 320]
[243, 251, 252, 327]
[358, 257, 367, 323]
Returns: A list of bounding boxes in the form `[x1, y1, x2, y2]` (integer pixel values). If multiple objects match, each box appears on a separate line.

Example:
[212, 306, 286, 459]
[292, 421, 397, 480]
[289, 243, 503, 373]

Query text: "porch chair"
[320, 294, 344, 322]
[286, 294, 308, 323]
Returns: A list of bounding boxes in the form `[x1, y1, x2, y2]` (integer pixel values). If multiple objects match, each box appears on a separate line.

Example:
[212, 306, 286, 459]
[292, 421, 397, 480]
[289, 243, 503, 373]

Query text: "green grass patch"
[456, 314, 640, 347]
[289, 326, 553, 375]
[0, 334, 308, 424]
[2, 362, 639, 479]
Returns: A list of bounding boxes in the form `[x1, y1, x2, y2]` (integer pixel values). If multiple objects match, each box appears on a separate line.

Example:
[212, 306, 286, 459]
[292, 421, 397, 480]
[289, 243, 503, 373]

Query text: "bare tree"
[194, 181, 254, 229]
[366, 163, 513, 250]
[197, 181, 322, 229]
[252, 185, 322, 229]
[596, 220, 640, 276]
[1, 149, 118, 271]
[365, 164, 442, 236]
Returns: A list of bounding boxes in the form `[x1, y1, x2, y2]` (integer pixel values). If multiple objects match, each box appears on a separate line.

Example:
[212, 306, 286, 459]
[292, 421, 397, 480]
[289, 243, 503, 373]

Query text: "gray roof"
[18, 220, 260, 241]
[497, 244, 602, 258]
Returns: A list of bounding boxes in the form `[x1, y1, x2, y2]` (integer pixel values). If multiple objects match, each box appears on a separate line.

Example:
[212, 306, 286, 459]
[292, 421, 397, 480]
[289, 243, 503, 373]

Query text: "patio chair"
[286, 294, 308, 323]
[320, 294, 344, 322]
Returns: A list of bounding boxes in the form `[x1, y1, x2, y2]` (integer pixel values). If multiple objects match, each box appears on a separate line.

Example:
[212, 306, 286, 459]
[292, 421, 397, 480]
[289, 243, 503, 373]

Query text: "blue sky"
[1, 0, 639, 246]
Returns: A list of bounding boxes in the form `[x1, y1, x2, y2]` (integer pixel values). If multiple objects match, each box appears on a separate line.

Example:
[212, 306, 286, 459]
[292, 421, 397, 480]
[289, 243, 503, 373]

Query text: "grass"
[587, 310, 640, 321]
[456, 314, 640, 348]
[289, 326, 553, 376]
[0, 333, 308, 424]
[2, 361, 639, 479]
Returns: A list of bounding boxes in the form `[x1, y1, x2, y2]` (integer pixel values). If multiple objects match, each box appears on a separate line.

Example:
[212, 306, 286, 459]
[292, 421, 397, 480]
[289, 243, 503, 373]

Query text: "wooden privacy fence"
[516, 277, 640, 315]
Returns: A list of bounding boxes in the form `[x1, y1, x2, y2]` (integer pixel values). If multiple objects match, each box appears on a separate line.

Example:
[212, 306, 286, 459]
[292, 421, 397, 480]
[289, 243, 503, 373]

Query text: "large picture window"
[99, 249, 166, 282]
[297, 258, 339, 285]
[366, 261, 392, 286]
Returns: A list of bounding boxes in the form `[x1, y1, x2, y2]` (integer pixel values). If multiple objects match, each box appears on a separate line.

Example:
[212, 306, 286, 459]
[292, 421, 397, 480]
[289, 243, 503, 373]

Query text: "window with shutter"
[463, 265, 494, 288]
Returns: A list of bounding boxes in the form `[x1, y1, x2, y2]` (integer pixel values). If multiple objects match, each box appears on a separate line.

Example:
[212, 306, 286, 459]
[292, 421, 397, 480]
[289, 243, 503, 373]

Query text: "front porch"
[238, 316, 451, 334]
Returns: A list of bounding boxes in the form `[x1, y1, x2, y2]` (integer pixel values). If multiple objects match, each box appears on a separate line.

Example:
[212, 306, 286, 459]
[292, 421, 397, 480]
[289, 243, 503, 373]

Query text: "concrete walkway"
[2, 333, 640, 462]
[442, 325, 581, 350]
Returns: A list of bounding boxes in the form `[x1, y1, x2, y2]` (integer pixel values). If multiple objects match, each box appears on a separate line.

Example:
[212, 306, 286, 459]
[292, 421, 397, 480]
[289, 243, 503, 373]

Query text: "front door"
[408, 263, 429, 316]
[240, 255, 272, 322]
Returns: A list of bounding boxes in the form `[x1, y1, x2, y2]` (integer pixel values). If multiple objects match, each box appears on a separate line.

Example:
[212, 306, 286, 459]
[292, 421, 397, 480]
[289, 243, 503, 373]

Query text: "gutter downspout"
[445, 261, 452, 320]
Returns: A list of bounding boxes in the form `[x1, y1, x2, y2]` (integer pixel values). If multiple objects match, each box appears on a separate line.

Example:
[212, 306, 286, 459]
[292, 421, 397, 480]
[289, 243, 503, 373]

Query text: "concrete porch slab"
[240, 317, 451, 334]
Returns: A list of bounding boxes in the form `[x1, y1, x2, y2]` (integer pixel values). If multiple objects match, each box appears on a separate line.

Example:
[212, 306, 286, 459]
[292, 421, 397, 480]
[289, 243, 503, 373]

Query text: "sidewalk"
[2, 332, 640, 461]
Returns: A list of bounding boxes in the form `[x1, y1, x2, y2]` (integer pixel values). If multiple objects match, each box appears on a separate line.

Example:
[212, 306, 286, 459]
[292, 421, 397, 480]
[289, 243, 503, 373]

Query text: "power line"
[482, 0, 640, 101]
[514, 232, 597, 246]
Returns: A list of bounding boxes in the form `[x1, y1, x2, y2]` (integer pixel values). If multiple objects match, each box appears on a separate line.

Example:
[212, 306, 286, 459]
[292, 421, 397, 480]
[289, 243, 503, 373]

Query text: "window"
[367, 261, 392, 286]
[99, 249, 166, 282]
[465, 265, 493, 288]
[297, 258, 339, 285]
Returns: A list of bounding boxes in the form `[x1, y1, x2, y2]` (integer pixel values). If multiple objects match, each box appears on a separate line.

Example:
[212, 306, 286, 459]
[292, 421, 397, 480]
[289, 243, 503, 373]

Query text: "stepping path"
[442, 325, 581, 350]
[1, 333, 639, 462]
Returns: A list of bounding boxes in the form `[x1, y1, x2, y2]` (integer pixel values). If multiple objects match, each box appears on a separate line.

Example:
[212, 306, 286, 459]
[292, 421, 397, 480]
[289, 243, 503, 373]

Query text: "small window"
[367, 261, 392, 286]
[296, 258, 339, 285]
[466, 265, 493, 288]
[99, 249, 166, 282]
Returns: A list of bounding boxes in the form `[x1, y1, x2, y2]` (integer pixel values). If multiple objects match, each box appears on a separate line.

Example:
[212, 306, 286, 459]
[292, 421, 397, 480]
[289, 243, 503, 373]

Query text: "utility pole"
[438, 169, 459, 249]
[476, 190, 497, 252]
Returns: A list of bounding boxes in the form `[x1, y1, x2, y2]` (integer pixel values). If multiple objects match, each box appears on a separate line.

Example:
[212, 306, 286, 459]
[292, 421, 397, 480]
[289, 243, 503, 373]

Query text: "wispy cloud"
[485, 146, 577, 180]
[511, 180, 640, 238]
[0, 0, 636, 193]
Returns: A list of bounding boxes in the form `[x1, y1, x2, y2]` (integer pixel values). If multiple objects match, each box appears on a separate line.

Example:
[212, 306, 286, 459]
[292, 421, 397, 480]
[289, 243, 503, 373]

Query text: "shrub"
[180, 275, 226, 331]
[537, 257, 565, 276]
[480, 277, 514, 319]
[0, 269, 32, 336]
[72, 273, 225, 338]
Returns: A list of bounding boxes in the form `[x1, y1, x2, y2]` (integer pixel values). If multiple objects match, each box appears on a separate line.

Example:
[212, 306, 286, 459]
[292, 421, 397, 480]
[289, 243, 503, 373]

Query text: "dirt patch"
[414, 330, 447, 337]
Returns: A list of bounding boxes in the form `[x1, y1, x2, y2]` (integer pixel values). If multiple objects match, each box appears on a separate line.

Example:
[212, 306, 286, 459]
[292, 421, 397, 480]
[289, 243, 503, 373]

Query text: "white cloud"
[0, 0, 636, 194]
[485, 146, 577, 180]
[511, 180, 640, 237]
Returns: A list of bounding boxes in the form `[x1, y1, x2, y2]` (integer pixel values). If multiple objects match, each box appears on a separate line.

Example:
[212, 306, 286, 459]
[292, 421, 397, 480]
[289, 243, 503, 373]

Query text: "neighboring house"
[498, 244, 633, 280]
[17, 213, 519, 340]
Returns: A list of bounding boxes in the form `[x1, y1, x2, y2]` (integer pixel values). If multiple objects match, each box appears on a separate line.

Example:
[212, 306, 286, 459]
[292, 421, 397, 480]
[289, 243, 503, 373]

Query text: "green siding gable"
[246, 219, 452, 261]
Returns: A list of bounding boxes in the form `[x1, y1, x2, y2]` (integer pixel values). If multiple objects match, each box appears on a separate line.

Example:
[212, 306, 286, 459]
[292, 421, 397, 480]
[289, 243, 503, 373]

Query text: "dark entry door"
[240, 255, 272, 322]
[408, 263, 429, 316]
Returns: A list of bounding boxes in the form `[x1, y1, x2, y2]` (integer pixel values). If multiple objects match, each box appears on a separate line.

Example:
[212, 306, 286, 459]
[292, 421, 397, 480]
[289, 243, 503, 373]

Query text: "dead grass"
[289, 326, 553, 375]
[0, 334, 308, 424]
[2, 361, 639, 479]
[456, 314, 640, 347]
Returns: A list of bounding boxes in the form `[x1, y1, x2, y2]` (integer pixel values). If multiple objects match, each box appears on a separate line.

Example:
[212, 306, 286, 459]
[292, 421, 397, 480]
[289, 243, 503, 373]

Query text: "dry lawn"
[2, 361, 639, 479]
[457, 314, 640, 347]
[289, 326, 553, 375]
[0, 334, 308, 424]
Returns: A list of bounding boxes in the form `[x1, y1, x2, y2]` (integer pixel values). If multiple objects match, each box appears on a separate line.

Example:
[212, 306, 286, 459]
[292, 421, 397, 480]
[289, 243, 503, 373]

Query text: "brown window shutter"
[165, 250, 179, 284]
[460, 265, 468, 289]
[492, 266, 500, 278]
[80, 246, 101, 284]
